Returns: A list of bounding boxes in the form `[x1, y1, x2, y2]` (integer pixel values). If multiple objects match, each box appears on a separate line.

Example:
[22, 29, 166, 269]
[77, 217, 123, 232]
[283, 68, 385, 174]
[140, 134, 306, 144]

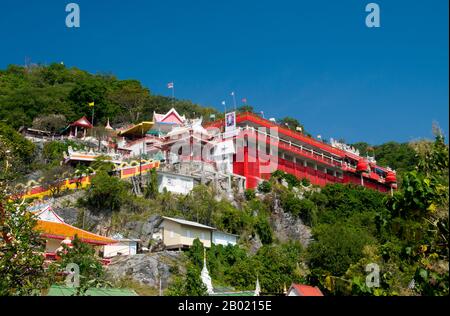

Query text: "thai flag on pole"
[242, 98, 247, 104]
[167, 82, 174, 89]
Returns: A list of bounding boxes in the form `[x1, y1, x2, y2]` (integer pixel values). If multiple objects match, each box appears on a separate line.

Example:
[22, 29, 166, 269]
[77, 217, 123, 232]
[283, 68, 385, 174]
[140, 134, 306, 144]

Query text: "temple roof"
[118, 121, 154, 137]
[70, 116, 93, 129]
[35, 220, 116, 245]
[32, 204, 116, 245]
[153, 108, 185, 124]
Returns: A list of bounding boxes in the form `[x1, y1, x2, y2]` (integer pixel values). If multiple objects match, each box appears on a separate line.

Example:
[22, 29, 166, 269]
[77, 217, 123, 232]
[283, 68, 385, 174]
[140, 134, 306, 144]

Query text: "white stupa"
[201, 248, 214, 295]
[254, 276, 261, 296]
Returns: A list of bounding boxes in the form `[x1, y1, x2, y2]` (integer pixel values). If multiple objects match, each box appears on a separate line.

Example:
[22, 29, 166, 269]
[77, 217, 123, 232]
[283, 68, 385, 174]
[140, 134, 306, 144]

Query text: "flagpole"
[172, 82, 175, 107]
[231, 92, 237, 111]
[91, 106, 94, 126]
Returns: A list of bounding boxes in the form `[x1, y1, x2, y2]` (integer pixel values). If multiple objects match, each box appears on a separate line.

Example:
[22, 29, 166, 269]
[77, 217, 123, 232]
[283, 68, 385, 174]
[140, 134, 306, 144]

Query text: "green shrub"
[255, 216, 273, 245]
[244, 189, 256, 200]
[83, 171, 129, 212]
[257, 181, 272, 193]
[307, 223, 376, 276]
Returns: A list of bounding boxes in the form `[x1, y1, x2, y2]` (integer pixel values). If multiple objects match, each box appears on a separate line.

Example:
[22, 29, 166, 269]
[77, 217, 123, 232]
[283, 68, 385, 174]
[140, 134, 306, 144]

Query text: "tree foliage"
[0, 200, 50, 295]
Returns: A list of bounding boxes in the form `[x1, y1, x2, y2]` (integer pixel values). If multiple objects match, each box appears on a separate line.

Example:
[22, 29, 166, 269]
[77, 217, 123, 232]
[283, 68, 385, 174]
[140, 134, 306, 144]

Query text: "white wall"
[158, 173, 194, 195]
[212, 231, 237, 246]
[103, 241, 137, 258]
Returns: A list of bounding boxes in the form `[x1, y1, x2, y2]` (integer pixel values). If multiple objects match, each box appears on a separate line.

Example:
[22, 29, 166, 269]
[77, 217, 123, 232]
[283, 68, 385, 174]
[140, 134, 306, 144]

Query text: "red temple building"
[205, 112, 397, 192]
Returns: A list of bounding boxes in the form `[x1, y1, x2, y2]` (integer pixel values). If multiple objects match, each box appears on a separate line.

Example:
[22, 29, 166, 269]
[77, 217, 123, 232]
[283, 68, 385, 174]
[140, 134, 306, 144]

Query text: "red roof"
[289, 283, 324, 296]
[70, 116, 93, 129]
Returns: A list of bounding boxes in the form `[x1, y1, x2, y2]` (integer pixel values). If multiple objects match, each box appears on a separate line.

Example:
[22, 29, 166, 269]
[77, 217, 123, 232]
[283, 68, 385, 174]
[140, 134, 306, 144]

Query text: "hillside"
[0, 64, 448, 296]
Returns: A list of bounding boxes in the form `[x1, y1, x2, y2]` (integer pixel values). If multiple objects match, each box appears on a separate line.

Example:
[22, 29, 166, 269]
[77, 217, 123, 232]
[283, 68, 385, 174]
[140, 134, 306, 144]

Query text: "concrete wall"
[158, 173, 194, 195]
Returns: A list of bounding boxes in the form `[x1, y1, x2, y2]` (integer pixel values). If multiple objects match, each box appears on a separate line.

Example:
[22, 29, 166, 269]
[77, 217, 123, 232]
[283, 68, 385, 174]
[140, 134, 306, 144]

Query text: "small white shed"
[103, 238, 139, 258]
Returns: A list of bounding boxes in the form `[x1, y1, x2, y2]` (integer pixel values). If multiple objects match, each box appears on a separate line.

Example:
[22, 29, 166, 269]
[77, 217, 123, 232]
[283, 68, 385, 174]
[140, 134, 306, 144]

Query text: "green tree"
[257, 181, 272, 193]
[166, 263, 207, 296]
[307, 223, 375, 276]
[279, 117, 306, 134]
[144, 168, 159, 199]
[83, 171, 128, 212]
[52, 235, 109, 295]
[0, 200, 50, 295]
[0, 123, 35, 175]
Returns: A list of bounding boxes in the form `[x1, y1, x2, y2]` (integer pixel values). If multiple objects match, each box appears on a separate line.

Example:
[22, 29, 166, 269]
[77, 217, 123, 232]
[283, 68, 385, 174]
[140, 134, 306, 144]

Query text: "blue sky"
[0, 0, 448, 144]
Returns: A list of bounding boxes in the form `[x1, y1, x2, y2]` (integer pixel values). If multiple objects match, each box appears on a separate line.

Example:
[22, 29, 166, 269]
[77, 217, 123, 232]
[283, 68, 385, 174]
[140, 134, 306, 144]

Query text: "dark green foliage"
[0, 200, 50, 295]
[90, 155, 115, 173]
[280, 191, 317, 225]
[185, 238, 303, 294]
[82, 171, 129, 212]
[255, 216, 273, 245]
[237, 105, 255, 113]
[52, 235, 109, 295]
[307, 223, 375, 276]
[166, 263, 207, 296]
[187, 238, 205, 269]
[278, 117, 306, 134]
[144, 168, 159, 199]
[227, 242, 304, 293]
[270, 170, 302, 188]
[257, 180, 272, 193]
[301, 178, 311, 186]
[309, 184, 386, 224]
[42, 140, 82, 166]
[0, 64, 220, 129]
[352, 141, 418, 174]
[0, 122, 36, 175]
[244, 189, 256, 200]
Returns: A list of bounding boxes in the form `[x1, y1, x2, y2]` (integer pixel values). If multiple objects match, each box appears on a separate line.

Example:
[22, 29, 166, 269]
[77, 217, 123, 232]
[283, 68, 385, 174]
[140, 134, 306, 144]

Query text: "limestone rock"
[106, 251, 184, 290]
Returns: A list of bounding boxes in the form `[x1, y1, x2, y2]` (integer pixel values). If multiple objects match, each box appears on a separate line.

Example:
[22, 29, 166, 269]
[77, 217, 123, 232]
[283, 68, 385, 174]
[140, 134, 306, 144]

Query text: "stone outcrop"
[106, 251, 184, 290]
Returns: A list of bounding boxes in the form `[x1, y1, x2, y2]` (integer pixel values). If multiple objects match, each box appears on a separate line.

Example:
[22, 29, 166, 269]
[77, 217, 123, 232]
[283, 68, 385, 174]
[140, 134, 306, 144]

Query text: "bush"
[166, 263, 207, 296]
[257, 181, 272, 193]
[307, 223, 376, 276]
[244, 189, 256, 200]
[0, 122, 35, 175]
[53, 236, 108, 294]
[255, 216, 273, 245]
[301, 178, 311, 186]
[83, 171, 129, 212]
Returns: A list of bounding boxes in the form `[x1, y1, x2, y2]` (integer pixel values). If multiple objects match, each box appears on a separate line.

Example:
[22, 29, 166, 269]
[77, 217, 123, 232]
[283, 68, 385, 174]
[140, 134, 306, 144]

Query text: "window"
[186, 229, 191, 238]
[170, 231, 174, 238]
